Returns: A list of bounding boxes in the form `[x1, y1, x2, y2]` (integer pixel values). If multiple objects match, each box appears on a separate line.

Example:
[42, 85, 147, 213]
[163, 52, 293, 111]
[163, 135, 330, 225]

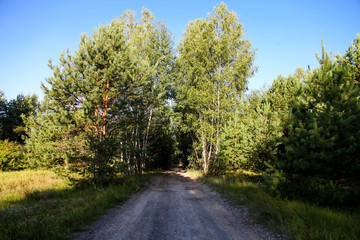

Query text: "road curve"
[73, 169, 283, 240]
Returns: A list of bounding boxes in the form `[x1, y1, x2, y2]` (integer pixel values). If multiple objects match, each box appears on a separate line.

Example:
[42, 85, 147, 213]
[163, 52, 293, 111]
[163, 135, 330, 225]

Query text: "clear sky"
[0, 0, 359, 100]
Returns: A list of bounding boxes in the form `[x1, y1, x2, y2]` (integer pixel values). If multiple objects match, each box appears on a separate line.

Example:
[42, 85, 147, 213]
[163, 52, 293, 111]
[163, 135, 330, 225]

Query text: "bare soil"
[73, 168, 285, 240]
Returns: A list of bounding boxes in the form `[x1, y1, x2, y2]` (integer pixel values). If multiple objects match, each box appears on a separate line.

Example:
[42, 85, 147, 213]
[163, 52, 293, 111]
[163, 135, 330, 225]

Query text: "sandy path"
[73, 169, 283, 240]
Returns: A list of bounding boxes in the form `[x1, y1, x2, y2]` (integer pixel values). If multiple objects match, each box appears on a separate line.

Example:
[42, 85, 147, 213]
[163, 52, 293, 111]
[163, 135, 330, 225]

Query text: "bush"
[0, 140, 27, 171]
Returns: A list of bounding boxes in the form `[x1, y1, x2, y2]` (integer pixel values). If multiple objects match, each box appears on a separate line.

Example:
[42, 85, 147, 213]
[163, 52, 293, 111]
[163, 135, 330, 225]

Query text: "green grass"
[0, 169, 155, 240]
[187, 171, 360, 240]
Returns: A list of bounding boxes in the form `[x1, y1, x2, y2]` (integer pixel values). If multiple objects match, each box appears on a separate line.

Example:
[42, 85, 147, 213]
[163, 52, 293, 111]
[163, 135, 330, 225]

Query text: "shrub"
[0, 140, 27, 171]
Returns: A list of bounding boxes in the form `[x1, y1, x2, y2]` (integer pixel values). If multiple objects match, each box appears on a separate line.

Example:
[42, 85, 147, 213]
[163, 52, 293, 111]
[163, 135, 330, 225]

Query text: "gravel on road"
[73, 168, 285, 240]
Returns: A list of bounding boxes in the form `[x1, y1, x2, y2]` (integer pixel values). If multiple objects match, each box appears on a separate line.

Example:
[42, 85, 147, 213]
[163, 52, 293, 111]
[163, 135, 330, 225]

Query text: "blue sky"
[0, 0, 359, 100]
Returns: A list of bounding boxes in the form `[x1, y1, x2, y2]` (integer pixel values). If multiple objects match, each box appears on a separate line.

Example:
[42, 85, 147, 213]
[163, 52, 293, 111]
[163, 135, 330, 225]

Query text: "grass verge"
[0, 170, 155, 240]
[187, 171, 360, 240]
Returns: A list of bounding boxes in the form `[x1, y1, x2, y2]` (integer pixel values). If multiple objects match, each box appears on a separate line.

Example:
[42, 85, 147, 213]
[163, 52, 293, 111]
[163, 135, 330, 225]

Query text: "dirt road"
[74, 169, 283, 240]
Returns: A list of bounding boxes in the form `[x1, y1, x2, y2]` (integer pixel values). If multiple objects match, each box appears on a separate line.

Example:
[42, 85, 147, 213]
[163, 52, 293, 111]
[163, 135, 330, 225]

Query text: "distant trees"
[175, 3, 256, 173]
[0, 92, 39, 170]
[0, 93, 39, 143]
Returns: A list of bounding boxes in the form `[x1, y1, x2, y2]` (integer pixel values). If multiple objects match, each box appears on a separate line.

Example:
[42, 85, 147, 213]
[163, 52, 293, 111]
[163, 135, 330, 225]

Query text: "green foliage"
[220, 91, 270, 172]
[220, 72, 303, 173]
[113, 9, 175, 174]
[217, 35, 360, 207]
[0, 91, 39, 171]
[277, 43, 360, 206]
[0, 140, 26, 171]
[0, 93, 39, 144]
[24, 103, 80, 169]
[175, 3, 256, 173]
[341, 33, 360, 84]
[25, 9, 174, 183]
[0, 90, 5, 116]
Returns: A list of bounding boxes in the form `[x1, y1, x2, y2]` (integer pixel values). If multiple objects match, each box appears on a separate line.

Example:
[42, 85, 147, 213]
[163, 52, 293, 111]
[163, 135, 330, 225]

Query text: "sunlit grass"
[0, 169, 155, 240]
[0, 170, 70, 208]
[185, 169, 204, 179]
[189, 170, 360, 240]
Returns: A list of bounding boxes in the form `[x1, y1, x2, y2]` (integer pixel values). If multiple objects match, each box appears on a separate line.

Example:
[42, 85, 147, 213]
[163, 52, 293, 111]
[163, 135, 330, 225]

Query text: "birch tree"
[113, 9, 174, 174]
[176, 3, 256, 173]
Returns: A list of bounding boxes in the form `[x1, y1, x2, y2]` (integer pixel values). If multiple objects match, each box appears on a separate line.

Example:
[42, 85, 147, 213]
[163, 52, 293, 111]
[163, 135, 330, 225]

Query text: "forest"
[1, 3, 359, 209]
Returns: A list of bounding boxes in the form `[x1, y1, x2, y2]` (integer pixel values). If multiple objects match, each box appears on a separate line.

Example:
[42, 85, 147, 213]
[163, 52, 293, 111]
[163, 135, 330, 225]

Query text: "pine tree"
[24, 101, 82, 169]
[0, 94, 39, 143]
[25, 9, 174, 181]
[277, 43, 360, 205]
[341, 33, 360, 84]
[219, 70, 303, 173]
[27, 19, 152, 183]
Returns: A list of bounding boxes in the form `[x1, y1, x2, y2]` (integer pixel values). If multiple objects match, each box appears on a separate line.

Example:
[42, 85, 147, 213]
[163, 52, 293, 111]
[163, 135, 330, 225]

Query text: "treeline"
[0, 3, 359, 205]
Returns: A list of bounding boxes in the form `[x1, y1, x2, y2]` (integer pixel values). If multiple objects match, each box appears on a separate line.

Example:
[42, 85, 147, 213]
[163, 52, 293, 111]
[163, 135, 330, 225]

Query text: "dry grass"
[0, 170, 70, 208]
[0, 169, 155, 239]
[185, 169, 204, 180]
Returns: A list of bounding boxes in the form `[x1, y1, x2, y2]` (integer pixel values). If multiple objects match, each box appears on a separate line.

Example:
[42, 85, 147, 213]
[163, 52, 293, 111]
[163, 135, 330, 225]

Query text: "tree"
[175, 3, 256, 173]
[0, 139, 25, 171]
[277, 43, 360, 205]
[341, 33, 360, 84]
[25, 9, 174, 182]
[0, 90, 5, 110]
[0, 91, 5, 130]
[26, 19, 152, 183]
[219, 67, 304, 174]
[0, 93, 39, 143]
[114, 9, 174, 174]
[24, 101, 81, 169]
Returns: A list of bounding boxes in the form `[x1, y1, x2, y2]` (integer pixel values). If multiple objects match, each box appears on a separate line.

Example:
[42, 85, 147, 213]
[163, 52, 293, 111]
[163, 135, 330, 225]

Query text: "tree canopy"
[25, 9, 174, 184]
[175, 3, 256, 173]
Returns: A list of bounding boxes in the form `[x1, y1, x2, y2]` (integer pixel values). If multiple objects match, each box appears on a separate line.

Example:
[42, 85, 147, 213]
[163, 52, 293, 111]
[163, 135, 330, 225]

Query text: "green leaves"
[175, 3, 256, 172]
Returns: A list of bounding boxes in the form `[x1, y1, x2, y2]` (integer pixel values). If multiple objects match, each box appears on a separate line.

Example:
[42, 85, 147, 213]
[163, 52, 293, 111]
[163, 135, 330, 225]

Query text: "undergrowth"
[0, 169, 155, 240]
